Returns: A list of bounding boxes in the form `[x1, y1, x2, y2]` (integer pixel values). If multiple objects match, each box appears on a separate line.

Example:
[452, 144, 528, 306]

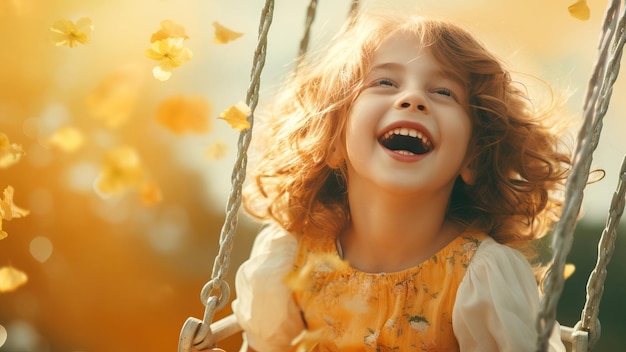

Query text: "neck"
[341, 180, 462, 273]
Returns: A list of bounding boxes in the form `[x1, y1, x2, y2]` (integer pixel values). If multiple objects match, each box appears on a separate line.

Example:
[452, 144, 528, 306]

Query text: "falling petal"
[85, 65, 143, 127]
[49, 17, 94, 47]
[564, 263, 576, 279]
[152, 65, 173, 81]
[47, 126, 84, 153]
[95, 146, 145, 196]
[204, 141, 228, 160]
[0, 266, 28, 293]
[568, 0, 590, 21]
[0, 186, 29, 221]
[0, 133, 24, 168]
[219, 101, 251, 130]
[212, 22, 244, 44]
[0, 218, 6, 240]
[145, 38, 192, 80]
[157, 95, 211, 134]
[150, 19, 189, 43]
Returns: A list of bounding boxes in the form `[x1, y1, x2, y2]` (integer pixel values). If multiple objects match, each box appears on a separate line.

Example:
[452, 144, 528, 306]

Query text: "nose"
[395, 91, 429, 113]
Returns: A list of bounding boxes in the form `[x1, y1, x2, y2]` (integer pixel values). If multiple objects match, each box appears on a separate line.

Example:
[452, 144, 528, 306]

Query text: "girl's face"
[343, 32, 473, 198]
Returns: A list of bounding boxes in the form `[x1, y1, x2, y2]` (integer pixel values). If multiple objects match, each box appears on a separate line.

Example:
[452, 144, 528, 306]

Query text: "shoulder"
[467, 236, 535, 281]
[248, 222, 299, 258]
[232, 222, 304, 350]
[452, 236, 563, 351]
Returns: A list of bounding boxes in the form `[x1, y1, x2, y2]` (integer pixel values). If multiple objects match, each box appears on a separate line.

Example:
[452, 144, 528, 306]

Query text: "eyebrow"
[369, 62, 458, 82]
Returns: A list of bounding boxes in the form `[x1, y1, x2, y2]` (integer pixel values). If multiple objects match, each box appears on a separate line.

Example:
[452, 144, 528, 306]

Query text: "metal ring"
[200, 278, 231, 311]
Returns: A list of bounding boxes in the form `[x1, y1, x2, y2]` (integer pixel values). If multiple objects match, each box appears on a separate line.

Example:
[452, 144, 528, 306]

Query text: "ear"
[460, 160, 476, 186]
[326, 140, 345, 169]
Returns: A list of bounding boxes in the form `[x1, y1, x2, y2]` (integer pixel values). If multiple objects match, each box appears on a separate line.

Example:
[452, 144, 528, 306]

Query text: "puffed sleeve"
[231, 223, 305, 351]
[452, 237, 566, 352]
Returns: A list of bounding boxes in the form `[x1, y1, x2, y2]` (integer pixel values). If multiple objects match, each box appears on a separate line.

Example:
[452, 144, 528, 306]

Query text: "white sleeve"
[231, 223, 304, 351]
[452, 237, 566, 352]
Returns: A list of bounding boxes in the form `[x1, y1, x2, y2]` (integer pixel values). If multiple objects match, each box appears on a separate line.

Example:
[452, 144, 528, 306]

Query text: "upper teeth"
[382, 128, 431, 147]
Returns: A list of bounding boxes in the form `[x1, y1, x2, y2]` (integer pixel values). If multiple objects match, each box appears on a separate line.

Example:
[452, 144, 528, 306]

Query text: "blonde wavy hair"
[243, 12, 572, 258]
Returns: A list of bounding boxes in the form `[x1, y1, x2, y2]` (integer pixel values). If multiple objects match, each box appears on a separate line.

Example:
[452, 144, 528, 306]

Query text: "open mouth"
[378, 127, 433, 155]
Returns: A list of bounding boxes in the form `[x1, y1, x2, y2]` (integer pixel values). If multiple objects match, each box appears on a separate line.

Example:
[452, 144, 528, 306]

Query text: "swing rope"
[536, 1, 626, 351]
[178, 0, 275, 350]
[578, 156, 626, 349]
[298, 0, 318, 60]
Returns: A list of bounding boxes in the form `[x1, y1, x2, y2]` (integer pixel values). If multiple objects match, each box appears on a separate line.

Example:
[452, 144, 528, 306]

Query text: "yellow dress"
[289, 231, 487, 352]
[232, 224, 566, 352]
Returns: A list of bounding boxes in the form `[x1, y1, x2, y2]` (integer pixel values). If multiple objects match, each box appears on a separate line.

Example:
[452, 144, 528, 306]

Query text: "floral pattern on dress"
[288, 231, 487, 351]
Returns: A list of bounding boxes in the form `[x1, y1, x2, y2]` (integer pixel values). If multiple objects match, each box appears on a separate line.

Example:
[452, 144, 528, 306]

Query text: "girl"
[229, 11, 570, 352]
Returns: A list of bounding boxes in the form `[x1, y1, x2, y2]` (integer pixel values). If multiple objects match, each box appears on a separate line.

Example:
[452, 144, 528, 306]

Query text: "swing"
[178, 1, 626, 351]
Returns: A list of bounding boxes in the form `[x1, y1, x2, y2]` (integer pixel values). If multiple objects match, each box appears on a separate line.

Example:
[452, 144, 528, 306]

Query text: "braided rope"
[298, 0, 318, 59]
[202, 0, 275, 306]
[579, 156, 626, 349]
[177, 2, 275, 351]
[348, 0, 360, 25]
[536, 1, 626, 351]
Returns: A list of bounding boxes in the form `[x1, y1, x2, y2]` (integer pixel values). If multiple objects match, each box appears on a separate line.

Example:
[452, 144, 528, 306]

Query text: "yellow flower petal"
[47, 126, 84, 152]
[568, 0, 590, 21]
[49, 17, 94, 47]
[212, 22, 244, 44]
[0, 218, 7, 240]
[0, 186, 29, 221]
[140, 181, 162, 206]
[95, 146, 145, 196]
[85, 65, 143, 127]
[150, 19, 189, 43]
[564, 263, 576, 280]
[153, 65, 173, 81]
[145, 38, 192, 80]
[205, 140, 228, 160]
[0, 266, 28, 293]
[157, 95, 212, 134]
[0, 133, 24, 168]
[219, 101, 251, 130]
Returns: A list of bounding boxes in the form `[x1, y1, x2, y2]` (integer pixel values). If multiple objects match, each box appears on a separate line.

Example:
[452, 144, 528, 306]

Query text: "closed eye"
[434, 88, 453, 97]
[432, 87, 460, 101]
[372, 78, 396, 87]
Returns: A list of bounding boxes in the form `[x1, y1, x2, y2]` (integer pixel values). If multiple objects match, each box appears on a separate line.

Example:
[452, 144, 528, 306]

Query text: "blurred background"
[0, 0, 625, 351]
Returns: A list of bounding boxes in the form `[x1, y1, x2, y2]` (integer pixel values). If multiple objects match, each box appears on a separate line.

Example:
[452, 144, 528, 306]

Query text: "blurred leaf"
[85, 65, 144, 128]
[205, 140, 228, 160]
[157, 95, 211, 134]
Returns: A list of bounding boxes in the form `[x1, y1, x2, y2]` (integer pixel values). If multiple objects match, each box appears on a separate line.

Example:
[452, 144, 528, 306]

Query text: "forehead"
[370, 33, 463, 82]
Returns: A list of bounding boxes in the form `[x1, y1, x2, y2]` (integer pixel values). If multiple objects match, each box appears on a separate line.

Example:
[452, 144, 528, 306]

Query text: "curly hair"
[243, 12, 572, 258]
